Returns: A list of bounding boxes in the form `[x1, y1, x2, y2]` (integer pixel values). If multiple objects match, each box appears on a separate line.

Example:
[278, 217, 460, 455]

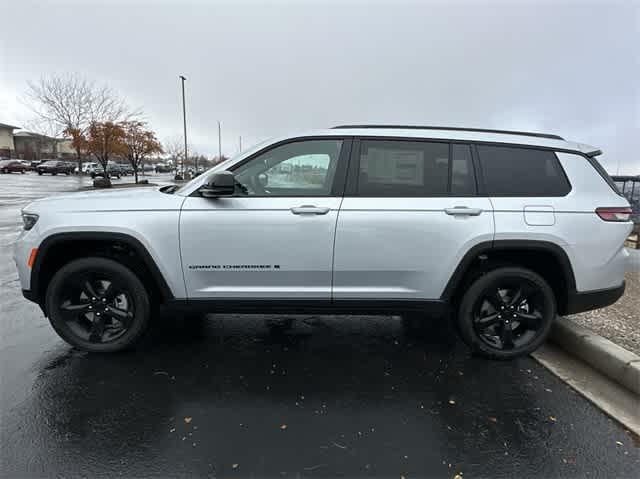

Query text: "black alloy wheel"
[457, 267, 555, 359]
[46, 257, 150, 352]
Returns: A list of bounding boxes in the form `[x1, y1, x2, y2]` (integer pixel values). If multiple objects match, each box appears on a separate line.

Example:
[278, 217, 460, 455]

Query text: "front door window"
[232, 139, 343, 196]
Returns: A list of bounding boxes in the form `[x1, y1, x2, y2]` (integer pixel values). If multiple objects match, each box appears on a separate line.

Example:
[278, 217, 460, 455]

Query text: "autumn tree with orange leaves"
[86, 122, 127, 178]
[122, 121, 163, 183]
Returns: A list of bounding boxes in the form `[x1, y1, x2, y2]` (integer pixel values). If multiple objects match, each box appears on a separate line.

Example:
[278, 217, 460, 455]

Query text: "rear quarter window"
[476, 145, 571, 196]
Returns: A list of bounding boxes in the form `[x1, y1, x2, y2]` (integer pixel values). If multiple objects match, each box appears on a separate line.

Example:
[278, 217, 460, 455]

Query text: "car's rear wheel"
[456, 267, 555, 360]
[1, 168, 7, 173]
[46, 257, 150, 353]
[38, 171, 43, 175]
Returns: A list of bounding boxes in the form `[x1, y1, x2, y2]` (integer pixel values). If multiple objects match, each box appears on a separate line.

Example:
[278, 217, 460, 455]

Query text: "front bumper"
[565, 281, 626, 315]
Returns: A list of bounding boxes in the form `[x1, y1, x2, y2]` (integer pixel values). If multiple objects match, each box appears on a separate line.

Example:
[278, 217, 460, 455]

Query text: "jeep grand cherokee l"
[14, 125, 632, 358]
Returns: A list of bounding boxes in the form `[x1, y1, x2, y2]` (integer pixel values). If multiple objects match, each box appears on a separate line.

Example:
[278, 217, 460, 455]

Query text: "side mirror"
[200, 171, 235, 198]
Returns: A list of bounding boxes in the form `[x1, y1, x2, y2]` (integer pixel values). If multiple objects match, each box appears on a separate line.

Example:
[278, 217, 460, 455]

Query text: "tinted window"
[232, 140, 342, 196]
[451, 144, 476, 195]
[357, 140, 449, 196]
[477, 145, 570, 196]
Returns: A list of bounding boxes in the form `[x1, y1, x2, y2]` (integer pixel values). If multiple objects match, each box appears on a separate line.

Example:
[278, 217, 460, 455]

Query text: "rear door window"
[356, 140, 478, 197]
[476, 145, 570, 196]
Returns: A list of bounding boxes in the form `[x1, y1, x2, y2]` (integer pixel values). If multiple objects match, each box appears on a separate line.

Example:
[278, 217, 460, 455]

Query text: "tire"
[45, 257, 151, 353]
[38, 171, 43, 175]
[52, 172, 57, 176]
[1, 168, 7, 174]
[456, 267, 555, 360]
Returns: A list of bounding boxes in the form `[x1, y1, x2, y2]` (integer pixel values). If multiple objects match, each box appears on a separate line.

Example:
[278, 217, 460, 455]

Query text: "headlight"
[22, 212, 39, 230]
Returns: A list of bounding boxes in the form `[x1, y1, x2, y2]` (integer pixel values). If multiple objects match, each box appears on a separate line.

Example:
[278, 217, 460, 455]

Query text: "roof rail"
[331, 125, 564, 141]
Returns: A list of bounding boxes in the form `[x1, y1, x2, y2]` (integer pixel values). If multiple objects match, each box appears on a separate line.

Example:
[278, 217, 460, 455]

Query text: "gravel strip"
[566, 249, 640, 355]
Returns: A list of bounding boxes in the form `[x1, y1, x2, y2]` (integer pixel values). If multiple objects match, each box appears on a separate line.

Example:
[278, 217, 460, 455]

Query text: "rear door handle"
[444, 206, 483, 216]
[290, 205, 331, 215]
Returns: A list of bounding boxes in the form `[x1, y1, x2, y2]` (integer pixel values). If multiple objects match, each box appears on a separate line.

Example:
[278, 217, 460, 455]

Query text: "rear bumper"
[565, 281, 625, 315]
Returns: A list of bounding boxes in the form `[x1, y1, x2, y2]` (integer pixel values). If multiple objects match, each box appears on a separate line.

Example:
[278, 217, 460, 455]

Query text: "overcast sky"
[1, 0, 638, 173]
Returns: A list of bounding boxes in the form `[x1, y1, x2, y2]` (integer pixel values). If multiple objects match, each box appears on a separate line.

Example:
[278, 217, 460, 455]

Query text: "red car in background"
[0, 160, 28, 174]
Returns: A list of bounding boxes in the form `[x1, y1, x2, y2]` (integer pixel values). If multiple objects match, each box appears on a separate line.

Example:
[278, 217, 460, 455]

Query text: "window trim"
[197, 136, 352, 198]
[344, 136, 478, 198]
[474, 143, 572, 197]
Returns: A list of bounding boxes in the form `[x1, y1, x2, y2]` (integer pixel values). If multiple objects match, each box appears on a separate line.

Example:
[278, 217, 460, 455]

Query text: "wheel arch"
[31, 232, 174, 313]
[441, 240, 577, 315]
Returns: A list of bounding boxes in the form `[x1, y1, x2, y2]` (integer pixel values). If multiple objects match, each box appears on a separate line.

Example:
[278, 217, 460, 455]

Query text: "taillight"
[595, 207, 632, 222]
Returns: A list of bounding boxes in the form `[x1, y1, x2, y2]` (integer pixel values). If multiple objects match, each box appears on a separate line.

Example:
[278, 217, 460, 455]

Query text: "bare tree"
[164, 137, 193, 175]
[24, 74, 137, 169]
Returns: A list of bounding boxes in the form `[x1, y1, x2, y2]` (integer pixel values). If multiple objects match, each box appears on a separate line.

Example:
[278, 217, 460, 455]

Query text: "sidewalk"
[567, 248, 640, 355]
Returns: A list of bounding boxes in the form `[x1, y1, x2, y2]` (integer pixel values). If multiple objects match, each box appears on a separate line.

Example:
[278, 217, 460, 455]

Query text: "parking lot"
[1, 173, 638, 477]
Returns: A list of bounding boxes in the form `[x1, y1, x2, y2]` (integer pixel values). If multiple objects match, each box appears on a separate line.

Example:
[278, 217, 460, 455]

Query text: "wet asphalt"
[1, 173, 638, 478]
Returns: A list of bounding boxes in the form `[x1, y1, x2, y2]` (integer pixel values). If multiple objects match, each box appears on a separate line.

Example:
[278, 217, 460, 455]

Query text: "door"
[180, 138, 349, 299]
[333, 139, 494, 300]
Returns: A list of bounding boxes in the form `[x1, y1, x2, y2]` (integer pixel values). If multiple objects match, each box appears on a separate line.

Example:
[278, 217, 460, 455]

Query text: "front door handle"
[290, 205, 331, 215]
[444, 206, 483, 216]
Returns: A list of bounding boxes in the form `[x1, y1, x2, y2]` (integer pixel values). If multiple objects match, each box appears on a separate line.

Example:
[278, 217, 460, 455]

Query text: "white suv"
[14, 125, 632, 358]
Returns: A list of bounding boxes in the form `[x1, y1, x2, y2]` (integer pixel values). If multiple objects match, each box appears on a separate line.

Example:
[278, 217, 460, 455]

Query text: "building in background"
[0, 122, 20, 158]
[56, 139, 76, 159]
[13, 131, 60, 161]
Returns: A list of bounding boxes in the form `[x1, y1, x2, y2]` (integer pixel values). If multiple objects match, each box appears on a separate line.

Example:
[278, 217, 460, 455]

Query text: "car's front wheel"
[46, 257, 150, 352]
[456, 267, 555, 360]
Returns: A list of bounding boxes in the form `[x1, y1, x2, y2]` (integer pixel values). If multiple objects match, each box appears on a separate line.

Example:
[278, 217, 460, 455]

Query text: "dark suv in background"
[36, 160, 75, 176]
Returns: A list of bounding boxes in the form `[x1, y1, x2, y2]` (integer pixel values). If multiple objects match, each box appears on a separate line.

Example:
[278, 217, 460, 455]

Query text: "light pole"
[179, 75, 188, 178]
[218, 121, 222, 160]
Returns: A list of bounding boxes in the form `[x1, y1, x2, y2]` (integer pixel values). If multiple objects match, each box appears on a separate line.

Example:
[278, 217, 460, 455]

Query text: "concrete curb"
[549, 317, 640, 396]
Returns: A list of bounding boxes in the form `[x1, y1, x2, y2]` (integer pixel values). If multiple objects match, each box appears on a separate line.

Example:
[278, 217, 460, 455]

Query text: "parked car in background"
[82, 162, 99, 175]
[0, 159, 28, 174]
[120, 164, 134, 176]
[155, 164, 173, 173]
[36, 160, 75, 176]
[18, 160, 32, 171]
[90, 162, 122, 179]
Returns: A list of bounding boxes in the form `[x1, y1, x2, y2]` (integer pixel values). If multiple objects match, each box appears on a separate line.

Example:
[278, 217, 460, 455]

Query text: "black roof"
[331, 125, 564, 141]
